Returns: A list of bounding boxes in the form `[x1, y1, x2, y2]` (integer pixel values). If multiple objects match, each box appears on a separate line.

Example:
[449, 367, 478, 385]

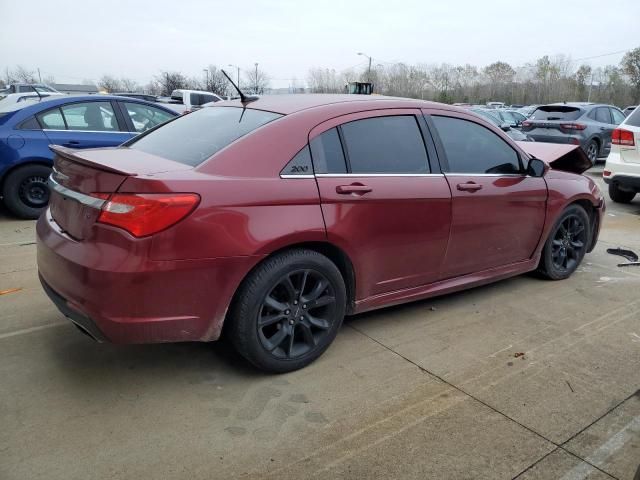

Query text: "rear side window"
[310, 128, 347, 173]
[281, 146, 313, 176]
[60, 102, 119, 131]
[340, 116, 429, 174]
[530, 106, 582, 121]
[594, 107, 612, 124]
[128, 106, 282, 166]
[37, 108, 65, 129]
[627, 107, 640, 127]
[432, 116, 521, 174]
[18, 116, 40, 130]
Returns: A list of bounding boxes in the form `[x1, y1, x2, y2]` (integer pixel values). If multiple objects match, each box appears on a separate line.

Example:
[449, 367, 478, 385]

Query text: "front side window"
[610, 108, 625, 125]
[340, 116, 429, 174]
[128, 106, 282, 166]
[123, 102, 174, 133]
[432, 115, 521, 174]
[60, 102, 119, 131]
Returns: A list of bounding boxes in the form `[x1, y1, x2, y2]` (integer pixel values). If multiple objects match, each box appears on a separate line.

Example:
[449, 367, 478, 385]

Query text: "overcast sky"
[1, 0, 638, 89]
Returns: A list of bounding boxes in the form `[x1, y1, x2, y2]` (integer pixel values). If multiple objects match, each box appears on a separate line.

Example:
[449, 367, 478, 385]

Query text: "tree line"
[308, 47, 640, 106]
[3, 47, 639, 106]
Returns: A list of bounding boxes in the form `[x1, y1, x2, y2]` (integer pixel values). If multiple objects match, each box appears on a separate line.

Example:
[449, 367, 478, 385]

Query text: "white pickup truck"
[159, 89, 223, 114]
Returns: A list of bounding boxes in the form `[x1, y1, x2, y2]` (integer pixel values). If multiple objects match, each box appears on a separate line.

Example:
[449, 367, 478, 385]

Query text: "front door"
[311, 110, 452, 300]
[425, 110, 547, 279]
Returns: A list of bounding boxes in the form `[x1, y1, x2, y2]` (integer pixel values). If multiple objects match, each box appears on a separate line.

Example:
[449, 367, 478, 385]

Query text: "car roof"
[217, 94, 447, 115]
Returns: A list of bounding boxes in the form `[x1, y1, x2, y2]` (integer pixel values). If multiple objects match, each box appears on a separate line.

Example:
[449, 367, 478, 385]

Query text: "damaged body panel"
[515, 141, 593, 174]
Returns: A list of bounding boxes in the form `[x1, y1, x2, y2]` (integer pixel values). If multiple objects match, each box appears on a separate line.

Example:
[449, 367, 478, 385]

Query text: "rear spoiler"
[515, 142, 592, 174]
[50, 145, 138, 175]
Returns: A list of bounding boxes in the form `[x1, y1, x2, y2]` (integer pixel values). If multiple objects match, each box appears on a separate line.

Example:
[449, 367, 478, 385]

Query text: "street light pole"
[228, 64, 241, 89]
[203, 68, 209, 91]
[357, 52, 372, 82]
[254, 62, 259, 94]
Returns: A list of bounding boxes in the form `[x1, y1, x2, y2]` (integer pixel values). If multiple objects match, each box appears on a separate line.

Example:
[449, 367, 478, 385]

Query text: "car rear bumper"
[36, 209, 262, 344]
[603, 151, 640, 191]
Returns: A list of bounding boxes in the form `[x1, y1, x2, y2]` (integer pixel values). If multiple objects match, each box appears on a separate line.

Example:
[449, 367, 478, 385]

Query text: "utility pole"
[37, 68, 42, 83]
[228, 64, 241, 89]
[357, 52, 372, 82]
[588, 72, 593, 102]
[254, 63, 259, 94]
[203, 68, 209, 91]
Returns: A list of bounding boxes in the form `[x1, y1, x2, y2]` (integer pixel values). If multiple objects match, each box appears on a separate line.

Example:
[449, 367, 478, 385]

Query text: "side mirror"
[527, 157, 547, 177]
[500, 122, 511, 132]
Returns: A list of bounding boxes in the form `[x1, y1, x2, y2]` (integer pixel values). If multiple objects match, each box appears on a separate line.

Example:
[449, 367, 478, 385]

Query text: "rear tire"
[537, 204, 590, 280]
[2, 164, 52, 219]
[226, 249, 346, 373]
[608, 183, 636, 204]
[584, 140, 598, 166]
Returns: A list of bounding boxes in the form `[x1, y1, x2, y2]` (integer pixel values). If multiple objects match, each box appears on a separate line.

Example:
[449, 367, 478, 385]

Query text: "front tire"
[2, 164, 52, 219]
[227, 249, 347, 373]
[537, 205, 590, 280]
[608, 183, 636, 204]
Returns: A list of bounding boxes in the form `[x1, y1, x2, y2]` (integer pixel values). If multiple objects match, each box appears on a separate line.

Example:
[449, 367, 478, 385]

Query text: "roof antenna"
[221, 69, 258, 104]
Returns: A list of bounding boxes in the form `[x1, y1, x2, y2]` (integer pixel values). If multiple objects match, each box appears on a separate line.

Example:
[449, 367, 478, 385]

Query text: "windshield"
[128, 106, 283, 166]
[470, 108, 501, 126]
[530, 106, 582, 121]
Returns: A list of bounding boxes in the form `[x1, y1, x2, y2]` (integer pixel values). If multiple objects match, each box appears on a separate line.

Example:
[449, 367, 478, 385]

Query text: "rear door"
[311, 109, 452, 299]
[592, 107, 615, 156]
[37, 100, 134, 149]
[425, 109, 547, 278]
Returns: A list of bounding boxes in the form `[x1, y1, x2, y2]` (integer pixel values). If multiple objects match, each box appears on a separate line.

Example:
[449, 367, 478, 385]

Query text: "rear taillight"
[560, 123, 586, 131]
[611, 128, 635, 146]
[95, 193, 200, 237]
[521, 120, 532, 127]
[603, 170, 611, 177]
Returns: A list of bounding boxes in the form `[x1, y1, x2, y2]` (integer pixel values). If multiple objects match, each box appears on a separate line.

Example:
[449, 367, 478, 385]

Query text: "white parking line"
[560, 415, 640, 480]
[0, 323, 65, 340]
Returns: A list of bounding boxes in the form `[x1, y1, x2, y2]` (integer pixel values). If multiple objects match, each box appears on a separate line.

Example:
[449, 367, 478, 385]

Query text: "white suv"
[603, 107, 640, 203]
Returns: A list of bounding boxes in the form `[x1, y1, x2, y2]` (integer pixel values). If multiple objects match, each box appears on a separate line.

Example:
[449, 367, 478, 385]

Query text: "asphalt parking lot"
[1, 168, 639, 480]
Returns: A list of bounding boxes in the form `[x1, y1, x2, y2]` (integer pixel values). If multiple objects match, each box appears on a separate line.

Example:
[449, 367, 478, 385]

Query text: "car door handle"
[63, 141, 81, 147]
[456, 182, 483, 192]
[336, 183, 372, 195]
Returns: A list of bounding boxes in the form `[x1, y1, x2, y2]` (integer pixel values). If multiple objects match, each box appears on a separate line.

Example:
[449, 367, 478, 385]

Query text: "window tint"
[432, 116, 521, 174]
[594, 107, 611, 124]
[340, 116, 429, 173]
[189, 93, 215, 106]
[37, 108, 65, 129]
[610, 108, 625, 125]
[310, 128, 347, 173]
[626, 106, 640, 127]
[281, 146, 313, 176]
[18, 116, 40, 130]
[60, 102, 118, 131]
[530, 106, 582, 121]
[128, 106, 282, 166]
[123, 102, 174, 133]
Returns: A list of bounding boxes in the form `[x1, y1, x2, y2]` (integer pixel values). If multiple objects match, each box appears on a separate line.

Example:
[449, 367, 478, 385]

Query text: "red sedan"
[36, 95, 604, 372]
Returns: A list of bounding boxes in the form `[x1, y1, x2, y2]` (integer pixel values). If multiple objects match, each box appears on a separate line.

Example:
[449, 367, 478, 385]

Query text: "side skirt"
[353, 257, 540, 314]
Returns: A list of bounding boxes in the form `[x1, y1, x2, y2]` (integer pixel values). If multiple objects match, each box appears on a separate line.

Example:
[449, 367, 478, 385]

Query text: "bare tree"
[204, 65, 231, 97]
[244, 66, 270, 94]
[621, 47, 640, 103]
[120, 78, 139, 92]
[98, 75, 123, 93]
[154, 71, 188, 96]
[13, 65, 37, 83]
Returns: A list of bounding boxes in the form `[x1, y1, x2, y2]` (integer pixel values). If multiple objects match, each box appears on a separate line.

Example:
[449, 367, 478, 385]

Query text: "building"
[51, 83, 99, 94]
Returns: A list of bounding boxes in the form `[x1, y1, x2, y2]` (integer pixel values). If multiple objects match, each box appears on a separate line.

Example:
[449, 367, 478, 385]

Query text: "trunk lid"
[515, 141, 592, 174]
[49, 145, 192, 240]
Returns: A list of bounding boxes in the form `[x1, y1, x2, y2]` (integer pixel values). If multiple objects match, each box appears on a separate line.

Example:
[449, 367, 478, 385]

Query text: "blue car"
[0, 95, 177, 218]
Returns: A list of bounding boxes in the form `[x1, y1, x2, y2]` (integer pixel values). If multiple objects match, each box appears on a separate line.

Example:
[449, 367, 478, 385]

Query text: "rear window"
[128, 106, 282, 166]
[530, 106, 582, 121]
[626, 107, 640, 127]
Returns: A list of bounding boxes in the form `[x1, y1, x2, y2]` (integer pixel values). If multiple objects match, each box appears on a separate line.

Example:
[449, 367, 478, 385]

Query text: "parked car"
[623, 106, 636, 117]
[37, 95, 603, 372]
[603, 105, 640, 203]
[112, 93, 160, 102]
[490, 109, 527, 127]
[0, 91, 64, 107]
[521, 103, 626, 164]
[518, 105, 540, 118]
[0, 95, 177, 218]
[469, 108, 532, 141]
[486, 101, 505, 109]
[158, 89, 223, 114]
[0, 83, 60, 97]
